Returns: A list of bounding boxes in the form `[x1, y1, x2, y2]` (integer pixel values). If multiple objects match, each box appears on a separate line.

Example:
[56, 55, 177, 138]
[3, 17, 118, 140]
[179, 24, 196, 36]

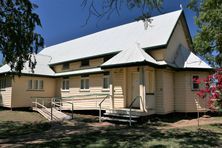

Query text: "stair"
[102, 112, 139, 123]
[101, 109, 149, 124]
[33, 107, 71, 121]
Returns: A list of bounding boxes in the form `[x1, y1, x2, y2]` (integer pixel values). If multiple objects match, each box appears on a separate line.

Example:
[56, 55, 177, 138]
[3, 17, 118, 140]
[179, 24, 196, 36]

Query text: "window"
[28, 80, 44, 90]
[39, 80, 44, 90]
[81, 59, 89, 67]
[62, 78, 69, 90]
[0, 78, 6, 89]
[103, 75, 110, 89]
[80, 77, 89, 90]
[192, 75, 200, 90]
[62, 63, 70, 70]
[28, 80, 32, 90]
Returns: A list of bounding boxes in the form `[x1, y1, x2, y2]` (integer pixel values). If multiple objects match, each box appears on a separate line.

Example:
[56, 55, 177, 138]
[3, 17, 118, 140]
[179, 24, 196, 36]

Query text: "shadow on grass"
[24, 123, 222, 148]
[0, 115, 222, 147]
[0, 121, 51, 139]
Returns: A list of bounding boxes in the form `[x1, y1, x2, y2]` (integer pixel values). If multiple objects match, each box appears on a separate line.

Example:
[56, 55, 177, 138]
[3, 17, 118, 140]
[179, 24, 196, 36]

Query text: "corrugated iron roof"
[0, 54, 55, 76]
[40, 10, 182, 65]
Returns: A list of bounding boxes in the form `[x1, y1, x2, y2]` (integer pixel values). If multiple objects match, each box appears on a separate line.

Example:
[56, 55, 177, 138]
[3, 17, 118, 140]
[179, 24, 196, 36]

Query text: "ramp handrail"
[52, 98, 74, 119]
[98, 94, 112, 122]
[32, 101, 59, 121]
[129, 96, 144, 126]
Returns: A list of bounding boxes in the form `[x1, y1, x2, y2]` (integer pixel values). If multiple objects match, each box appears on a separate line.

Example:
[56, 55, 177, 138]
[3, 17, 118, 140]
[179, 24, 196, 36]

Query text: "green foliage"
[0, 0, 44, 74]
[188, 0, 222, 67]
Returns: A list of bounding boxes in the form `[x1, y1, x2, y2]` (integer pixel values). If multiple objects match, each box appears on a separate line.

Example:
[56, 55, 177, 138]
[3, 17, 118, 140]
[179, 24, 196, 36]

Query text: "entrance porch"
[109, 66, 156, 115]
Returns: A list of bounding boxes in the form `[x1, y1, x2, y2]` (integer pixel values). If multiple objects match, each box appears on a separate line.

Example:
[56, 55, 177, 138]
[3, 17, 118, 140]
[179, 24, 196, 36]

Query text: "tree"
[188, 0, 222, 67]
[196, 69, 222, 112]
[0, 0, 44, 74]
[82, 0, 163, 25]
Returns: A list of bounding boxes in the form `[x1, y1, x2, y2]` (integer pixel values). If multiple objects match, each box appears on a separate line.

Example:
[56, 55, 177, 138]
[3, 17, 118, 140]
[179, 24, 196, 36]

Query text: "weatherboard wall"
[11, 76, 56, 108]
[174, 71, 210, 112]
[0, 77, 12, 108]
[185, 71, 209, 112]
[165, 18, 190, 63]
[58, 74, 111, 110]
[53, 58, 104, 73]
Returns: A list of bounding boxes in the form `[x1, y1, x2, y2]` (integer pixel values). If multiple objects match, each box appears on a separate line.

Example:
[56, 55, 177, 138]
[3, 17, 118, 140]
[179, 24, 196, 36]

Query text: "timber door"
[131, 72, 140, 108]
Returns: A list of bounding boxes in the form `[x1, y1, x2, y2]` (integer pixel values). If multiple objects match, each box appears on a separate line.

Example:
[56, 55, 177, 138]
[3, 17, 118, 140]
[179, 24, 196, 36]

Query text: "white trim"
[102, 75, 110, 89]
[80, 77, 89, 91]
[61, 78, 69, 91]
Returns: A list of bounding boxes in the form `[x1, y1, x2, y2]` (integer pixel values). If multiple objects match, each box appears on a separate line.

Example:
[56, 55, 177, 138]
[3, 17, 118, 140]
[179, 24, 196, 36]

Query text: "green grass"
[21, 123, 222, 148]
[0, 110, 222, 147]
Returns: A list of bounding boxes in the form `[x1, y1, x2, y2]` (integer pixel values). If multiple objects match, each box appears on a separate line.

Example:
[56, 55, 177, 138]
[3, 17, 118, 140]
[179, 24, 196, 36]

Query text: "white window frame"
[102, 75, 110, 91]
[192, 75, 200, 91]
[62, 78, 69, 91]
[27, 80, 44, 91]
[28, 80, 33, 90]
[80, 77, 89, 91]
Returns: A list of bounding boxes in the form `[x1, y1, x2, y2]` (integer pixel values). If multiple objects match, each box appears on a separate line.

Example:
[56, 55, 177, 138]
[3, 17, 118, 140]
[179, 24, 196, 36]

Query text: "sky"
[32, 0, 197, 48]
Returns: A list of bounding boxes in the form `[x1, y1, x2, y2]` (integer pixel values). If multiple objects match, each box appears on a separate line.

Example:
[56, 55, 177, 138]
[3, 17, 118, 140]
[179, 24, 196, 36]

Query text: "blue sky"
[32, 0, 197, 48]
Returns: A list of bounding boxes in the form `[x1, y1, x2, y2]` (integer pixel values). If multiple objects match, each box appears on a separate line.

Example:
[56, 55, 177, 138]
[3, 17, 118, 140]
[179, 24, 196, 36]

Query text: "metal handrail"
[52, 98, 74, 119]
[32, 101, 60, 121]
[129, 96, 144, 126]
[98, 94, 112, 122]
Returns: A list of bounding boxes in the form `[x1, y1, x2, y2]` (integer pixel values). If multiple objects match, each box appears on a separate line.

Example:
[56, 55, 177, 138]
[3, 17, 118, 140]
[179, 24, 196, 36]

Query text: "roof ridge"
[40, 9, 183, 52]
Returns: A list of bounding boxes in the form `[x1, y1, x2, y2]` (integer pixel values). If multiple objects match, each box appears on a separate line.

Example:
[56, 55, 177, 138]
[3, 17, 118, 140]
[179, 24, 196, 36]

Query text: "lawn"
[0, 110, 222, 148]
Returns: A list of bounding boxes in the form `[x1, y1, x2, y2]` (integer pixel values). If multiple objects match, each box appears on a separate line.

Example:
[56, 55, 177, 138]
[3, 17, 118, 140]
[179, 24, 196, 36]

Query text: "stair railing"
[129, 96, 144, 126]
[98, 94, 112, 122]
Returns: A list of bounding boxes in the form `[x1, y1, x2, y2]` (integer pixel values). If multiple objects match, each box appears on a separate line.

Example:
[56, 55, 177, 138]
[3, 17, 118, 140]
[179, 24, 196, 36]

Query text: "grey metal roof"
[101, 44, 158, 68]
[173, 45, 211, 69]
[40, 10, 182, 65]
[0, 54, 55, 76]
[101, 43, 211, 69]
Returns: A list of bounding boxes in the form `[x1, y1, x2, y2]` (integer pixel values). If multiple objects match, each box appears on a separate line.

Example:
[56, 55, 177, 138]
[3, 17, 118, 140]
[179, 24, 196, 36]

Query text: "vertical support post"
[96, 95, 98, 108]
[51, 98, 53, 121]
[123, 68, 127, 107]
[110, 71, 114, 110]
[71, 102, 74, 119]
[42, 98, 44, 106]
[99, 104, 102, 122]
[139, 66, 146, 112]
[129, 107, 132, 126]
[197, 110, 200, 127]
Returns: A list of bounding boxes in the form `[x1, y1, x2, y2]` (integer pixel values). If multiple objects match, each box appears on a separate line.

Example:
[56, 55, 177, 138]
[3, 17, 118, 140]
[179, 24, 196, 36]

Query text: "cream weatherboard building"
[0, 10, 211, 115]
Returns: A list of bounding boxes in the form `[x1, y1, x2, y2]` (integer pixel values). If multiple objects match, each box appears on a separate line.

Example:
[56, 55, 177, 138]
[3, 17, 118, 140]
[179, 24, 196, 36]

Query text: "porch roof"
[101, 44, 160, 68]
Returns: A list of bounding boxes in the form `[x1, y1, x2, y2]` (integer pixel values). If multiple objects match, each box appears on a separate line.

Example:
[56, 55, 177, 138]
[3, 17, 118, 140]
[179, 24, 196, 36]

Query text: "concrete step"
[106, 109, 149, 116]
[101, 117, 137, 123]
[103, 112, 140, 119]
